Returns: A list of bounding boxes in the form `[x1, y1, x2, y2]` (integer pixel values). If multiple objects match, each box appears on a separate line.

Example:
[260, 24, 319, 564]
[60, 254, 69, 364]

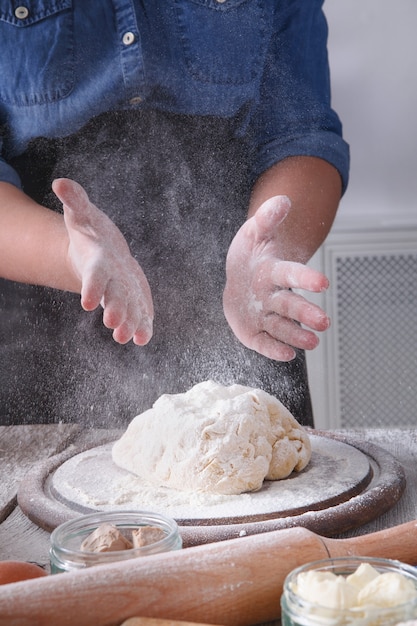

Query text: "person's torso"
[0, 0, 277, 157]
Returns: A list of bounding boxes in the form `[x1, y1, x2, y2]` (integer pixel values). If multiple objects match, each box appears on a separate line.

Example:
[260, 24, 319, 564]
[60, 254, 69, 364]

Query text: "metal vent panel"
[306, 229, 417, 429]
[334, 251, 417, 427]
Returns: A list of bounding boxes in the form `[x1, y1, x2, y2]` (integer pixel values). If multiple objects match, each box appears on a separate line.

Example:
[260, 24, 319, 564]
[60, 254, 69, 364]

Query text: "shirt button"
[122, 32, 135, 46]
[216, 0, 227, 3]
[129, 96, 143, 105]
[15, 6, 29, 19]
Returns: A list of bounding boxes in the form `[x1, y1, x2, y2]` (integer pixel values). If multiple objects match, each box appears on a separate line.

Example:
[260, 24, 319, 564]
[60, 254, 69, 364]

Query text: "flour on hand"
[111, 380, 311, 495]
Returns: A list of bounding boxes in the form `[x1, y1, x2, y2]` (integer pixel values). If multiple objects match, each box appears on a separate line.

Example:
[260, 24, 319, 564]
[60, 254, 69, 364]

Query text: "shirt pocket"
[0, 0, 74, 106]
[174, 0, 267, 85]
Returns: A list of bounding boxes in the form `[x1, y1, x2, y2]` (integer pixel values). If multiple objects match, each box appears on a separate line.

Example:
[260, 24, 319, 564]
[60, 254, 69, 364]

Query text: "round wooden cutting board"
[17, 430, 406, 546]
[46, 434, 372, 523]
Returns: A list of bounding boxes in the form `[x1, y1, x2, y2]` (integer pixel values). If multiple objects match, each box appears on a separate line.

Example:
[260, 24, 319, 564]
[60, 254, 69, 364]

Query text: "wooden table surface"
[1, 426, 417, 623]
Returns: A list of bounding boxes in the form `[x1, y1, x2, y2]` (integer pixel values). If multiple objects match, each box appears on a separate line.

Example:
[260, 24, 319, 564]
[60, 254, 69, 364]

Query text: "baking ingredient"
[80, 524, 169, 552]
[292, 562, 417, 610]
[132, 527, 166, 548]
[293, 570, 358, 610]
[81, 523, 133, 552]
[0, 560, 47, 584]
[112, 380, 311, 495]
[346, 561, 380, 590]
[358, 571, 417, 608]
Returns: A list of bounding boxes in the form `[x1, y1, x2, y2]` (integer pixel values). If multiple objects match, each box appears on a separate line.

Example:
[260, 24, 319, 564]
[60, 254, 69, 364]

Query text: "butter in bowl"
[281, 556, 417, 626]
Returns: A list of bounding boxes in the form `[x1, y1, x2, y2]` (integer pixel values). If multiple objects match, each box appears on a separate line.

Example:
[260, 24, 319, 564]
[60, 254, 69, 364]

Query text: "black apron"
[0, 110, 314, 427]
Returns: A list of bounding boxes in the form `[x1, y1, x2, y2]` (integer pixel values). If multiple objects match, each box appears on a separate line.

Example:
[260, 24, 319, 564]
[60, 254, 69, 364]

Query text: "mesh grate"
[335, 252, 417, 427]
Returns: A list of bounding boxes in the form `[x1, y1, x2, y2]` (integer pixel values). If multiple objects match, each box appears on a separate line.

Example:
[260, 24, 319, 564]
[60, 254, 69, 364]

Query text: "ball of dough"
[112, 380, 311, 495]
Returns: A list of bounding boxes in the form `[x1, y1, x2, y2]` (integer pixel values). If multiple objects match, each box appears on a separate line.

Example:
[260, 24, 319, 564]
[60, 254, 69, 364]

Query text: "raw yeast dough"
[112, 380, 311, 495]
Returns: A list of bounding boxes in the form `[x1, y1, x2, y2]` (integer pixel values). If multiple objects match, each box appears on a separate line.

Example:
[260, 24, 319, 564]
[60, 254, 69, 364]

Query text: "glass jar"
[281, 556, 417, 626]
[50, 510, 182, 573]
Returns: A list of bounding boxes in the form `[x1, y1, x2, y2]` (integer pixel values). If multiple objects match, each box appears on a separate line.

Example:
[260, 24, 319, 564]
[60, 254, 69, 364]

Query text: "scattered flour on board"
[48, 435, 371, 521]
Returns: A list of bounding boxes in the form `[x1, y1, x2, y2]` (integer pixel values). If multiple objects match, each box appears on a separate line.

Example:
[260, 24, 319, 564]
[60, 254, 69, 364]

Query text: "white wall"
[324, 0, 417, 229]
[307, 2, 417, 427]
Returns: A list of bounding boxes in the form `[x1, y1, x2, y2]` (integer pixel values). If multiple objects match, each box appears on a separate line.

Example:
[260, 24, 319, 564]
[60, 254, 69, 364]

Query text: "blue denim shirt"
[0, 0, 349, 191]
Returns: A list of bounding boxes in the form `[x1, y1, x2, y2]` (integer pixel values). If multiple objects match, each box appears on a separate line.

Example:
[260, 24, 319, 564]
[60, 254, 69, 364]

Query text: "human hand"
[223, 196, 330, 361]
[52, 178, 154, 346]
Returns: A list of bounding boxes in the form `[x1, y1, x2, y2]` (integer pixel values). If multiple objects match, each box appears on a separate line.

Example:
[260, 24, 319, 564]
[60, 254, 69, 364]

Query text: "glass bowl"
[50, 510, 182, 573]
[281, 556, 417, 626]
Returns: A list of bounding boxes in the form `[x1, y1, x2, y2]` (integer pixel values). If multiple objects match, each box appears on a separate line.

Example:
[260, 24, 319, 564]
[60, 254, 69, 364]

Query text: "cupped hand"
[223, 196, 330, 361]
[52, 178, 154, 346]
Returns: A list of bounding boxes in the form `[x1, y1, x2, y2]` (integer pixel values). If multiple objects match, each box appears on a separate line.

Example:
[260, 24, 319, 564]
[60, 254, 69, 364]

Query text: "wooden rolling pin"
[120, 620, 220, 626]
[1, 520, 417, 626]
